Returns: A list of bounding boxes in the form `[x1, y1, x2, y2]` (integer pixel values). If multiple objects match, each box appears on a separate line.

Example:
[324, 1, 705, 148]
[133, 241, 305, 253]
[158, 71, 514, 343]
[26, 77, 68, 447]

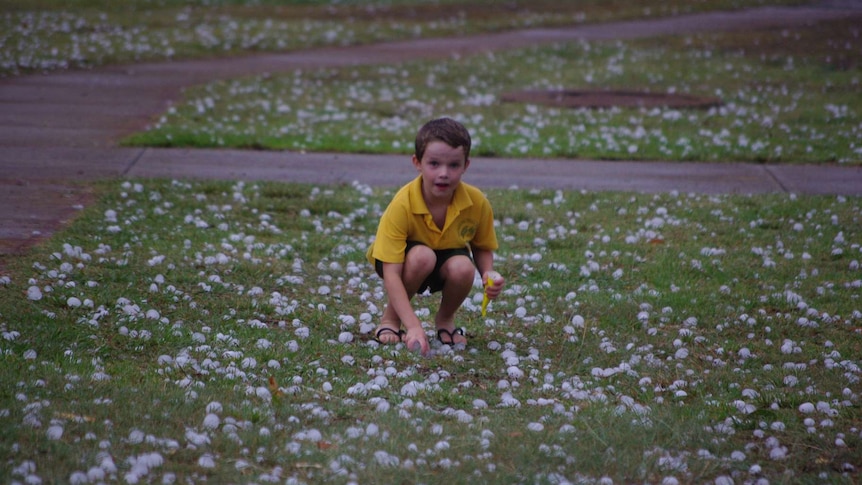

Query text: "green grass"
[122, 17, 862, 164]
[1, 0, 807, 78]
[1, 179, 859, 483]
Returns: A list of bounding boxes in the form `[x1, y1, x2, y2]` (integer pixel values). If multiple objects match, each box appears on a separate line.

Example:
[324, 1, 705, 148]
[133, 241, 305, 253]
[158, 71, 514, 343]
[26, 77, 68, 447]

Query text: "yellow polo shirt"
[367, 176, 498, 265]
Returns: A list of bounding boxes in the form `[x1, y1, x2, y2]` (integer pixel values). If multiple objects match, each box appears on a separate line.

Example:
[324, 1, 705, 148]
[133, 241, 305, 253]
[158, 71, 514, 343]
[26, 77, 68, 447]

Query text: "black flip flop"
[373, 326, 405, 344]
[436, 327, 466, 345]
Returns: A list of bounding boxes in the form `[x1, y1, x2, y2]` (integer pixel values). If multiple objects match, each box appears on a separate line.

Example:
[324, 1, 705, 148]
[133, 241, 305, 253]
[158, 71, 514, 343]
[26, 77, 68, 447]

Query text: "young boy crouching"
[366, 117, 504, 355]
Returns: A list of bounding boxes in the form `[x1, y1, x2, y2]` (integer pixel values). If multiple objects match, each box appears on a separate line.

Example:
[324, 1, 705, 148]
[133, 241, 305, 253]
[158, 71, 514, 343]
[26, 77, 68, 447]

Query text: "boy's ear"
[464, 157, 471, 170]
[412, 154, 421, 171]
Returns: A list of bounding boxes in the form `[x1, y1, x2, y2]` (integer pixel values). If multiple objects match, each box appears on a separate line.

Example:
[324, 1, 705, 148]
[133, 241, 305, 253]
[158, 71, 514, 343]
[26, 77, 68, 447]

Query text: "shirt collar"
[408, 176, 473, 214]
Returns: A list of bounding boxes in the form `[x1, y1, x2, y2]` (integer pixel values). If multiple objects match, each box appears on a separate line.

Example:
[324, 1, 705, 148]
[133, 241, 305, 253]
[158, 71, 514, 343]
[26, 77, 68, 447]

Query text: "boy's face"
[412, 141, 470, 202]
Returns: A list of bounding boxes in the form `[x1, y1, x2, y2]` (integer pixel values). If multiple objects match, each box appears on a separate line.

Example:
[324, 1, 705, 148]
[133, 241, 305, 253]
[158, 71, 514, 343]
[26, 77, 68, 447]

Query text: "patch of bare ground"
[0, 181, 95, 273]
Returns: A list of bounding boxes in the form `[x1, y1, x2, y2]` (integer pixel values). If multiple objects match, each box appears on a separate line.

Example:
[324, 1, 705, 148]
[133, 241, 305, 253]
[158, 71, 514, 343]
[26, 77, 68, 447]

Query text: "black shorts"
[375, 241, 472, 294]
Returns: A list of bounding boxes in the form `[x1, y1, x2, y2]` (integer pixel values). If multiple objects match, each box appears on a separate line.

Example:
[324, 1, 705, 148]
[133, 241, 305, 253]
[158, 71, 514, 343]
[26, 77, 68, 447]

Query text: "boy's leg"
[434, 255, 475, 345]
[376, 245, 437, 343]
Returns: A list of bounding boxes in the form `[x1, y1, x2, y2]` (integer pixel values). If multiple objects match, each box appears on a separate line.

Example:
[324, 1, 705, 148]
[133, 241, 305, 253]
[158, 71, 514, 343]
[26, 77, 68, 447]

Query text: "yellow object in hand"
[481, 276, 492, 317]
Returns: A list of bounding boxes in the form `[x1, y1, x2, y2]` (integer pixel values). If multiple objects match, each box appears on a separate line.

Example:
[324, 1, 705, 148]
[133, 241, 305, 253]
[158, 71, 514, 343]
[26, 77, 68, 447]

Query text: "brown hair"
[414, 117, 471, 161]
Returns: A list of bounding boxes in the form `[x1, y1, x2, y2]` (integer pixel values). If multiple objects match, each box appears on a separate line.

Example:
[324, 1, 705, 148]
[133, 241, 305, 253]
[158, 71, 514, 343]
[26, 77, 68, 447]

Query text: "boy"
[366, 117, 504, 356]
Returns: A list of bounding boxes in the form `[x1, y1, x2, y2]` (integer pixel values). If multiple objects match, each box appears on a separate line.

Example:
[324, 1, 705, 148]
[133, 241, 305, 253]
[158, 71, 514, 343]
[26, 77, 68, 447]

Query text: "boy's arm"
[472, 248, 504, 299]
[381, 262, 429, 354]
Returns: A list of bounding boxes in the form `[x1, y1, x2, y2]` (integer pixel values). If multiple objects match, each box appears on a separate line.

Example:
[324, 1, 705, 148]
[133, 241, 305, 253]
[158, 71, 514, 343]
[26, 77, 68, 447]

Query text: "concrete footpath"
[1, 3, 862, 261]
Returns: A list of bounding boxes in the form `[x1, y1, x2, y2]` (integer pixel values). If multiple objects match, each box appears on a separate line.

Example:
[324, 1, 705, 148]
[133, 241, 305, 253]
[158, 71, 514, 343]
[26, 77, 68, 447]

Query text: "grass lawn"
[1, 1, 860, 483]
[0, 180, 860, 483]
[122, 16, 862, 165]
[1, 0, 807, 77]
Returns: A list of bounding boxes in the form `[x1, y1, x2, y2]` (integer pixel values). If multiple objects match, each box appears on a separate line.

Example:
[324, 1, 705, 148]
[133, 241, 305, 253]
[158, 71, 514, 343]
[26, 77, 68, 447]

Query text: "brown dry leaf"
[317, 441, 336, 450]
[268, 376, 284, 397]
[54, 412, 95, 423]
[649, 238, 665, 245]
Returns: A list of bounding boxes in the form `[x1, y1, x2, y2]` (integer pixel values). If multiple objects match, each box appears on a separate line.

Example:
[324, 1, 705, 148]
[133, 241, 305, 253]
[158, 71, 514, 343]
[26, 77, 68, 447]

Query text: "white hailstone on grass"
[374, 451, 400, 467]
[338, 315, 357, 327]
[100, 455, 117, 474]
[375, 400, 390, 413]
[256, 339, 273, 349]
[507, 366, 524, 379]
[769, 446, 788, 460]
[338, 332, 353, 343]
[206, 402, 222, 414]
[127, 429, 145, 444]
[499, 392, 521, 408]
[67, 297, 82, 308]
[255, 386, 272, 402]
[47, 424, 64, 440]
[815, 401, 832, 413]
[527, 422, 544, 432]
[203, 413, 220, 430]
[473, 399, 488, 409]
[27, 286, 43, 300]
[318, 286, 331, 295]
[145, 309, 160, 320]
[23, 349, 37, 360]
[571, 314, 585, 328]
[295, 327, 310, 339]
[799, 402, 815, 413]
[714, 476, 734, 485]
[185, 429, 210, 447]
[400, 382, 420, 397]
[69, 471, 88, 484]
[198, 454, 216, 468]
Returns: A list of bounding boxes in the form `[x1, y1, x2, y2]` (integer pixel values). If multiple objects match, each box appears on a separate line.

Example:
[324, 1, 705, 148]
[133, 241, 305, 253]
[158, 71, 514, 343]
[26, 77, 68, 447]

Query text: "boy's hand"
[404, 326, 430, 356]
[483, 271, 505, 299]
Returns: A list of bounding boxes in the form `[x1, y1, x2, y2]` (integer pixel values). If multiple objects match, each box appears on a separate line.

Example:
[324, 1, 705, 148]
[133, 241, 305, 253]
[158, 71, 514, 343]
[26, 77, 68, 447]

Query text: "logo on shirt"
[458, 220, 477, 242]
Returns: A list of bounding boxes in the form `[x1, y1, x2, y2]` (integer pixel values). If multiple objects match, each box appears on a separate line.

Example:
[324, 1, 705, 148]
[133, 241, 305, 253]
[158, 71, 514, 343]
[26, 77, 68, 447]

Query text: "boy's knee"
[405, 245, 436, 273]
[442, 256, 476, 282]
